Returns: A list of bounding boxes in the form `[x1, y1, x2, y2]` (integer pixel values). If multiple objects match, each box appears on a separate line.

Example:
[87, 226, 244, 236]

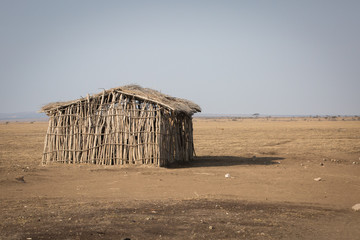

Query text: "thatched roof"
[41, 85, 201, 116]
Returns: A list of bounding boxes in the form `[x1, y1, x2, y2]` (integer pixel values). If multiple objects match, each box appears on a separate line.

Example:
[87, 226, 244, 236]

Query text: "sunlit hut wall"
[40, 85, 201, 167]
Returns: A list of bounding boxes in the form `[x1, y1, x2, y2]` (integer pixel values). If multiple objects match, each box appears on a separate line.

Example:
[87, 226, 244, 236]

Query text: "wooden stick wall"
[42, 91, 195, 166]
[159, 112, 194, 166]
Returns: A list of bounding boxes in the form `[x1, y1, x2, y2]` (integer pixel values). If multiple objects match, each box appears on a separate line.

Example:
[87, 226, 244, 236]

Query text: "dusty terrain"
[0, 118, 359, 239]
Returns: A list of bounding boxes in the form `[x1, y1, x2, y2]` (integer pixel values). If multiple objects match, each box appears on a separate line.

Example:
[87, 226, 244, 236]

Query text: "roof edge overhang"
[40, 85, 201, 116]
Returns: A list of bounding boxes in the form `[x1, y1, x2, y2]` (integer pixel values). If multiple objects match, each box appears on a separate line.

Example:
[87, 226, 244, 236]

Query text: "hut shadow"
[168, 156, 285, 168]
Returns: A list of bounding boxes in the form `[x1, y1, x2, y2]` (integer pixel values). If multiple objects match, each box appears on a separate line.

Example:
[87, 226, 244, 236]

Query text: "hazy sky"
[1, 0, 359, 115]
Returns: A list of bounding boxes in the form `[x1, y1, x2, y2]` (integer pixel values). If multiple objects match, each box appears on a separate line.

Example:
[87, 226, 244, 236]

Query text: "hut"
[41, 85, 201, 167]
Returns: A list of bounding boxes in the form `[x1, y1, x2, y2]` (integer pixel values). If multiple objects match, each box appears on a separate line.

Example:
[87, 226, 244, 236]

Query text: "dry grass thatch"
[41, 85, 201, 167]
[41, 85, 201, 116]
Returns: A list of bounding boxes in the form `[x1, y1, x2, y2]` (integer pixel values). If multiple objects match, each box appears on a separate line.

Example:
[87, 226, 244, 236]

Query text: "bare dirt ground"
[0, 118, 359, 240]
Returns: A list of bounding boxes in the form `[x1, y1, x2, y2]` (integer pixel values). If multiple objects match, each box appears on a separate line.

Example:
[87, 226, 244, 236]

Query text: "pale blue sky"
[1, 0, 359, 115]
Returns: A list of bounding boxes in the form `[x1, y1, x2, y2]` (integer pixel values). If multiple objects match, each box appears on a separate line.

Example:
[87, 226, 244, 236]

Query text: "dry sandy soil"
[0, 118, 359, 240]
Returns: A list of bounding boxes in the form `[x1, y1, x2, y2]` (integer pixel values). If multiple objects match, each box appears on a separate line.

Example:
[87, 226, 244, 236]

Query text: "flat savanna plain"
[0, 118, 359, 240]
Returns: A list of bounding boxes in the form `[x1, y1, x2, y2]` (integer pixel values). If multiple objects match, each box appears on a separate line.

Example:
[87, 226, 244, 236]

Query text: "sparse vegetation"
[0, 119, 359, 239]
